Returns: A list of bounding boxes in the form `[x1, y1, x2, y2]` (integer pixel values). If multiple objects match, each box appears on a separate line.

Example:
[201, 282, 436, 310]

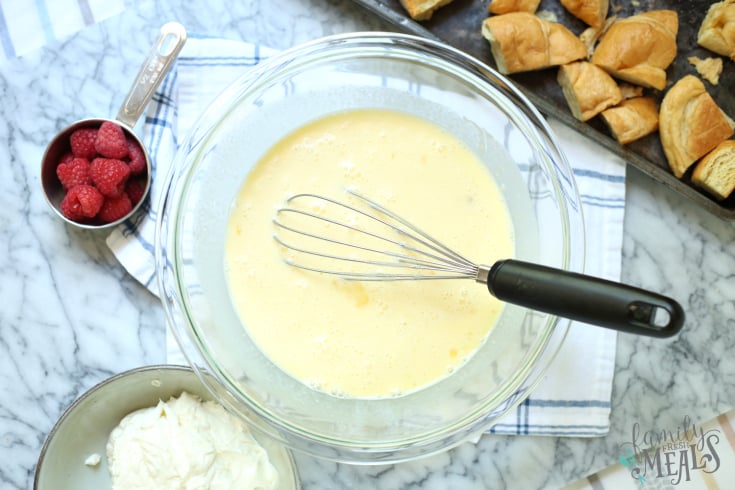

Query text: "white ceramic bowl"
[34, 365, 300, 489]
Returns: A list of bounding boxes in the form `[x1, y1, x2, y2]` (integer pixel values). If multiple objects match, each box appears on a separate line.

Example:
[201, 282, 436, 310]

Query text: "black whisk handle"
[485, 259, 685, 338]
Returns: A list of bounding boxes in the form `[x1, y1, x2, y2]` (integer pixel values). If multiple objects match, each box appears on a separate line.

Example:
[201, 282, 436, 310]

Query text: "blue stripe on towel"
[0, 5, 15, 59]
[149, 69, 178, 162]
[514, 423, 611, 430]
[528, 398, 611, 408]
[485, 397, 613, 435]
[152, 90, 176, 107]
[143, 270, 157, 290]
[489, 425, 609, 436]
[574, 167, 626, 183]
[33, 0, 55, 45]
[143, 116, 174, 131]
[580, 194, 626, 209]
[77, 0, 94, 25]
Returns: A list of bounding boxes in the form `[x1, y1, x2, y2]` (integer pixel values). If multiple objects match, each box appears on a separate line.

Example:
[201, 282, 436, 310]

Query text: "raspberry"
[98, 193, 132, 223]
[69, 128, 98, 159]
[59, 152, 75, 166]
[56, 157, 91, 190]
[126, 138, 146, 175]
[125, 178, 147, 206]
[60, 185, 104, 221]
[95, 121, 129, 159]
[90, 158, 130, 197]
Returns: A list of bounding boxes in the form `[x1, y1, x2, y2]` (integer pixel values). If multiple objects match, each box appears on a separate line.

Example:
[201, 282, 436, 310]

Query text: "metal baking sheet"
[353, 0, 735, 219]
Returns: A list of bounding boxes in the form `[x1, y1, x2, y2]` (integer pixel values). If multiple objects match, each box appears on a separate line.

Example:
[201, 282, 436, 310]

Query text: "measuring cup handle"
[485, 259, 685, 338]
[115, 22, 187, 128]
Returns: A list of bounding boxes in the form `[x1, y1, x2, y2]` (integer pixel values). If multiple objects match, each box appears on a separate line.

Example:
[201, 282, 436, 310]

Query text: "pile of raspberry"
[56, 121, 148, 224]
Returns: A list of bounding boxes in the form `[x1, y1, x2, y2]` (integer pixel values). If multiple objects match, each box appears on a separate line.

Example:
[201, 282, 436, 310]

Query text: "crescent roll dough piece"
[600, 97, 659, 145]
[591, 10, 678, 90]
[488, 0, 541, 15]
[698, 0, 735, 59]
[560, 0, 609, 29]
[659, 75, 735, 178]
[692, 140, 735, 200]
[481, 13, 587, 74]
[558, 61, 622, 121]
[687, 56, 723, 85]
[399, 0, 454, 20]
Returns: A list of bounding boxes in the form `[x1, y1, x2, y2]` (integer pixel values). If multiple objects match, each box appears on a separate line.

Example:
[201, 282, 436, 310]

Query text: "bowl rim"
[155, 31, 586, 463]
[33, 364, 301, 489]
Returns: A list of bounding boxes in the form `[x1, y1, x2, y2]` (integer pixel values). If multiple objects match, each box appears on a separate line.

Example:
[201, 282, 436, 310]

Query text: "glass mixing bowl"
[156, 32, 585, 464]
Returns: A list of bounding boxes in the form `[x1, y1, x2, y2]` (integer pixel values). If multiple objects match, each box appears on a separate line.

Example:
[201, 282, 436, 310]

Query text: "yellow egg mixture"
[224, 109, 514, 398]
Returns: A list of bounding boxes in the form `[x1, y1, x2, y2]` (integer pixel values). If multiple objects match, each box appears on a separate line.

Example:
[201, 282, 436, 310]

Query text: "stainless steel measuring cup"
[41, 22, 187, 229]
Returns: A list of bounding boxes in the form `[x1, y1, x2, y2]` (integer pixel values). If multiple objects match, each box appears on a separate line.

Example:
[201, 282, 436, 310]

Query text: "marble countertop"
[2, 0, 735, 488]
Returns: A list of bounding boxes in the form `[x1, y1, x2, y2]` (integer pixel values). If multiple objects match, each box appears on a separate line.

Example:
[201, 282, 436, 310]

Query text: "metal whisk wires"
[271, 192, 686, 338]
[272, 191, 481, 281]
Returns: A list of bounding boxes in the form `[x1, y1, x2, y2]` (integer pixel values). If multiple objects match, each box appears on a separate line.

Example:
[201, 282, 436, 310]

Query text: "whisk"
[272, 191, 684, 338]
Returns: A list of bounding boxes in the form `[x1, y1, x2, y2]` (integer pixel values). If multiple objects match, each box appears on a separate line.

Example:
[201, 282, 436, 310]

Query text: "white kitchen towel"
[106, 35, 624, 437]
[0, 0, 124, 62]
